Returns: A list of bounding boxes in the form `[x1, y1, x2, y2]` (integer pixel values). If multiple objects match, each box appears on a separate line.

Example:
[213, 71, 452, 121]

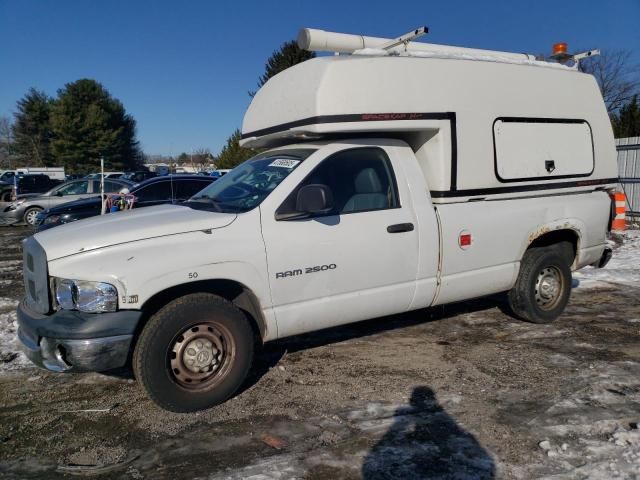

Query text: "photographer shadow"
[362, 386, 495, 479]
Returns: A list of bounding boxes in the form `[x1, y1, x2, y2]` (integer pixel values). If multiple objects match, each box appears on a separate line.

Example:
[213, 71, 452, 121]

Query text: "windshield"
[186, 148, 315, 213]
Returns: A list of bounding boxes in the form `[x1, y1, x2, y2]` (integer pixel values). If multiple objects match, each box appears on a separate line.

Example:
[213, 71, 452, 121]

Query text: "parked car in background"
[36, 175, 214, 231]
[65, 174, 84, 181]
[0, 178, 133, 226]
[121, 171, 157, 183]
[210, 169, 231, 178]
[0, 174, 63, 202]
[85, 172, 125, 179]
[148, 165, 170, 176]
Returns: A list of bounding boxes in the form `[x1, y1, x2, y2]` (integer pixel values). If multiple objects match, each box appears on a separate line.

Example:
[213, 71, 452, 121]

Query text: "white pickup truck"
[17, 29, 618, 412]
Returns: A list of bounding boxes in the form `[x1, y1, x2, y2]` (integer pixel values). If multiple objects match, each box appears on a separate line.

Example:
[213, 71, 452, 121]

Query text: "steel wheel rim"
[25, 210, 39, 226]
[168, 322, 236, 390]
[534, 266, 563, 310]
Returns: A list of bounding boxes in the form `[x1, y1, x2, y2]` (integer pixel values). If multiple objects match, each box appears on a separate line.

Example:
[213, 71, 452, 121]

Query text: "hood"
[16, 193, 43, 201]
[35, 204, 237, 260]
[47, 196, 100, 213]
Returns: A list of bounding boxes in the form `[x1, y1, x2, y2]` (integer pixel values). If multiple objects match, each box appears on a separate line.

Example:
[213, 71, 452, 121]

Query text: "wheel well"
[136, 280, 267, 344]
[528, 229, 579, 265]
[24, 205, 43, 212]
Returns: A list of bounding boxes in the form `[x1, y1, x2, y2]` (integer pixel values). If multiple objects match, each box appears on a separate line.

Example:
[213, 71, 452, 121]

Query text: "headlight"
[7, 199, 25, 210]
[42, 214, 61, 225]
[55, 278, 118, 313]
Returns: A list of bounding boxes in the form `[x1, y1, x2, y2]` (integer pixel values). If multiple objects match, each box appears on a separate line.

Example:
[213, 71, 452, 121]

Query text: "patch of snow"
[528, 360, 640, 479]
[0, 297, 19, 311]
[0, 259, 21, 272]
[207, 453, 304, 480]
[574, 230, 640, 289]
[0, 302, 30, 371]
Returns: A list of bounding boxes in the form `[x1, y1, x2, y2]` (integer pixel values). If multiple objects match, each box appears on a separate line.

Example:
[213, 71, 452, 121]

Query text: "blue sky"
[1, 0, 638, 156]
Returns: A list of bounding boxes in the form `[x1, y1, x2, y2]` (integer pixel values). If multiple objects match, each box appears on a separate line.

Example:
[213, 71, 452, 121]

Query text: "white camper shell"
[17, 29, 619, 412]
[241, 53, 617, 202]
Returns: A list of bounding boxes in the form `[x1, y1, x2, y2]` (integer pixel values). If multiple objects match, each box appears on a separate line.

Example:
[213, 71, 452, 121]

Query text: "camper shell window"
[493, 118, 595, 183]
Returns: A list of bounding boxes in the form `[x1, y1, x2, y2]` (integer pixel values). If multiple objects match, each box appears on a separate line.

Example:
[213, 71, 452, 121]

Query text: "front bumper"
[17, 300, 142, 372]
[0, 208, 23, 226]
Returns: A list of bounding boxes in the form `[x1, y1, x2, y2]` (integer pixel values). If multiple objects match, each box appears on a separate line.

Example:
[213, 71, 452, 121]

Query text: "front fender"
[47, 210, 275, 335]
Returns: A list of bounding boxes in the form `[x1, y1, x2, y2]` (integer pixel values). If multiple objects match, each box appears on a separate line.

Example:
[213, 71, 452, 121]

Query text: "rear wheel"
[133, 293, 254, 412]
[1, 191, 11, 202]
[506, 247, 572, 324]
[23, 207, 43, 226]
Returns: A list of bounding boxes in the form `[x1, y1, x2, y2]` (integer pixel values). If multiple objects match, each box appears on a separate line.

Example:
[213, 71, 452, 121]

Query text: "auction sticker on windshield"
[269, 159, 300, 169]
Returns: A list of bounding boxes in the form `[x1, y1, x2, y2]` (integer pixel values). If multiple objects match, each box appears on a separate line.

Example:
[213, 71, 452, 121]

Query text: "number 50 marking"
[188, 272, 199, 279]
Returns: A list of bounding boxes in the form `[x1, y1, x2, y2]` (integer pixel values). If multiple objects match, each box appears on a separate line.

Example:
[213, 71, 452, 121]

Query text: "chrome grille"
[22, 236, 50, 314]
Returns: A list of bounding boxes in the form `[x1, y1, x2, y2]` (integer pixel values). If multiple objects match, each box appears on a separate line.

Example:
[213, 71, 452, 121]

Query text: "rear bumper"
[16, 300, 142, 372]
[594, 247, 613, 269]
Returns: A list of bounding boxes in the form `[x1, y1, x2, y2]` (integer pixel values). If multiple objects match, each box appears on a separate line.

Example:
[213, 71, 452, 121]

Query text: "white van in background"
[1, 167, 66, 182]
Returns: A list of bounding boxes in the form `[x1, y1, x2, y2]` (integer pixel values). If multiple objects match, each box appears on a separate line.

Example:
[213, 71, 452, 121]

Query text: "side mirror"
[275, 184, 334, 221]
[56, 191, 64, 196]
[296, 184, 333, 214]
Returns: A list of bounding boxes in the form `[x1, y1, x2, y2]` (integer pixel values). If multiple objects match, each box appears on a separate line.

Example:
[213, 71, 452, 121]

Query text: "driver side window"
[57, 181, 88, 195]
[277, 147, 399, 217]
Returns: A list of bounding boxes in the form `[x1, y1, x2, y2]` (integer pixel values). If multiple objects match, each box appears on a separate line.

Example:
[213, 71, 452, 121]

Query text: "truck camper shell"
[241, 53, 618, 203]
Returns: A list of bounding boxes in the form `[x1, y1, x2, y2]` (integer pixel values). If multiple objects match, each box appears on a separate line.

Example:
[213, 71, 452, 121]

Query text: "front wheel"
[1, 191, 11, 202]
[23, 207, 43, 226]
[505, 247, 572, 324]
[133, 293, 254, 412]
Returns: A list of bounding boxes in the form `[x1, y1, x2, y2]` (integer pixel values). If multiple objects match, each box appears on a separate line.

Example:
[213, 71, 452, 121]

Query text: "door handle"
[387, 223, 414, 233]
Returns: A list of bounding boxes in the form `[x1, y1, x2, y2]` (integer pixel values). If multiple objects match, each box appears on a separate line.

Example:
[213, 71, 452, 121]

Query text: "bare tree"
[579, 49, 640, 116]
[190, 148, 213, 169]
[0, 116, 15, 169]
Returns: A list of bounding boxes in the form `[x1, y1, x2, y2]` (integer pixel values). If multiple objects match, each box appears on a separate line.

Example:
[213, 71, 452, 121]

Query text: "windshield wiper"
[185, 198, 222, 212]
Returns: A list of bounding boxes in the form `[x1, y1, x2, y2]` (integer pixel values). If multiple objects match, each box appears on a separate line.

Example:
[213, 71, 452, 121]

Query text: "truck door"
[260, 145, 421, 338]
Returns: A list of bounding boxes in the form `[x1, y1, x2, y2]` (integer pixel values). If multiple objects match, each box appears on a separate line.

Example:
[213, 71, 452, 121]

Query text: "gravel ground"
[1, 226, 639, 479]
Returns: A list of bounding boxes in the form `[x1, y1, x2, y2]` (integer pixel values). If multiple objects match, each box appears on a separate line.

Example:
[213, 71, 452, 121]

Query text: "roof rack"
[298, 27, 537, 61]
[297, 27, 596, 70]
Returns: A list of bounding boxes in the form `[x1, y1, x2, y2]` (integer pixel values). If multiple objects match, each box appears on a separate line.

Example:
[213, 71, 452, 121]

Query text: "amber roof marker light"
[549, 42, 600, 68]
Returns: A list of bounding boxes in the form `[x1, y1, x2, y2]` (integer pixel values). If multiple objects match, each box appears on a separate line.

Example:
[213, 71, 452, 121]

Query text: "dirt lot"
[1, 226, 640, 479]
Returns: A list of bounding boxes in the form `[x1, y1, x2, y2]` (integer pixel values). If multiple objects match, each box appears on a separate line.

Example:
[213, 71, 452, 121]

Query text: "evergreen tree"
[50, 79, 141, 172]
[215, 129, 257, 169]
[256, 40, 315, 91]
[12, 89, 54, 166]
[218, 40, 315, 168]
[613, 95, 640, 138]
[0, 116, 15, 168]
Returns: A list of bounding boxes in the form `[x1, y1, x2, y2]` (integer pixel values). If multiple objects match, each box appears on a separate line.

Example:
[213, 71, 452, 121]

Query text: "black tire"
[1, 190, 11, 202]
[133, 293, 254, 412]
[505, 247, 572, 324]
[23, 207, 43, 226]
